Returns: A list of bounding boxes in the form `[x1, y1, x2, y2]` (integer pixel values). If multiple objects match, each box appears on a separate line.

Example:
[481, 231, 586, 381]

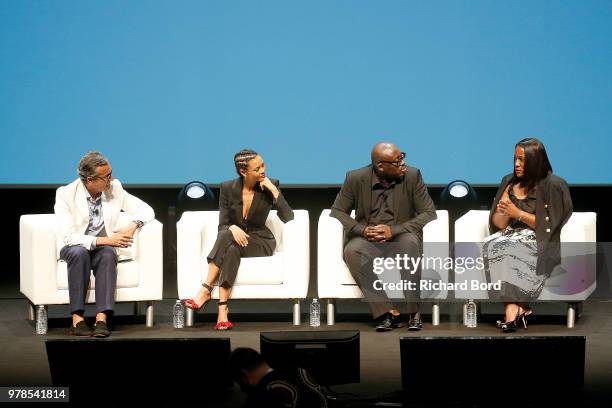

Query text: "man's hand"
[113, 222, 139, 239]
[97, 232, 133, 248]
[364, 225, 381, 241]
[259, 177, 280, 200]
[374, 224, 393, 241]
[229, 225, 249, 247]
[364, 225, 392, 242]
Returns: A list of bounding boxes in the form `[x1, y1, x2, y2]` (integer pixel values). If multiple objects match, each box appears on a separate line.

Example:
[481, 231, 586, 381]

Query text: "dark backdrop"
[2, 184, 610, 299]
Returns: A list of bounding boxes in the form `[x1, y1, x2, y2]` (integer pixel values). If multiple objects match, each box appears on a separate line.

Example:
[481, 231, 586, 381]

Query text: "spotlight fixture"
[440, 180, 477, 210]
[176, 181, 215, 218]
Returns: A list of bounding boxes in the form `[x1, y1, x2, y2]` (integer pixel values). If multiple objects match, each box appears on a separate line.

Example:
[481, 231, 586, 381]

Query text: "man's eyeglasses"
[93, 171, 113, 182]
[379, 152, 406, 167]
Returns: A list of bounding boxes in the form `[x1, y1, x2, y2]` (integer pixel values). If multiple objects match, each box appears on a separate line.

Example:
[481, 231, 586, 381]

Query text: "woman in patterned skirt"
[485, 138, 572, 332]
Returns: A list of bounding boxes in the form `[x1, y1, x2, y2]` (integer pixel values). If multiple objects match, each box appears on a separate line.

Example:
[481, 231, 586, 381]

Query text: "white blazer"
[54, 178, 155, 259]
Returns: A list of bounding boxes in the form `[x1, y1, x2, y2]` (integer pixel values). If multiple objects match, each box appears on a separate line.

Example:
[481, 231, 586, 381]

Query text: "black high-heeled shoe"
[499, 308, 531, 332]
[497, 307, 533, 328]
[519, 310, 530, 329]
[500, 318, 519, 333]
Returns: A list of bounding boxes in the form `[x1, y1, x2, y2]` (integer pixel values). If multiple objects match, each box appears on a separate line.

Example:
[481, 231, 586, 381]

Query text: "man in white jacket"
[54, 151, 154, 337]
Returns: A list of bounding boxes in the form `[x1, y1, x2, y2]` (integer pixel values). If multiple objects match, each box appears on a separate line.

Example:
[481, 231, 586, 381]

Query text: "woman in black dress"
[486, 138, 572, 332]
[183, 149, 294, 330]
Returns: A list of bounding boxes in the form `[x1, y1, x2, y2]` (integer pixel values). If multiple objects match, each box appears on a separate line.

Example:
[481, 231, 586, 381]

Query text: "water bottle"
[466, 299, 477, 328]
[310, 298, 320, 327]
[173, 300, 185, 329]
[36, 305, 47, 335]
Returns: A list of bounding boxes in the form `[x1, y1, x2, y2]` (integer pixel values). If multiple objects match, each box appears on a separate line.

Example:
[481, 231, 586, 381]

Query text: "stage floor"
[1, 298, 612, 407]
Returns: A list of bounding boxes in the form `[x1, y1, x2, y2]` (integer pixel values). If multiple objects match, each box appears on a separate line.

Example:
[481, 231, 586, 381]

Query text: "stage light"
[441, 180, 477, 204]
[176, 181, 216, 218]
[185, 184, 206, 199]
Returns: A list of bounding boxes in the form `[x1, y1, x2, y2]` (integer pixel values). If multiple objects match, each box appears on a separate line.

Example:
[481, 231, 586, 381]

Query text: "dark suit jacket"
[330, 165, 437, 245]
[489, 173, 573, 276]
[218, 177, 294, 254]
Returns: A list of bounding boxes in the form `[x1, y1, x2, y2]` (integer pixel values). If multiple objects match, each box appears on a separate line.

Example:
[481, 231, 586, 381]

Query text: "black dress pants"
[343, 232, 421, 319]
[207, 230, 273, 288]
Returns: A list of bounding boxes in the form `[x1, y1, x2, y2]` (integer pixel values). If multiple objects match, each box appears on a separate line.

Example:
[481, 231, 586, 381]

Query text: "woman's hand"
[259, 177, 280, 200]
[496, 198, 521, 220]
[229, 225, 249, 247]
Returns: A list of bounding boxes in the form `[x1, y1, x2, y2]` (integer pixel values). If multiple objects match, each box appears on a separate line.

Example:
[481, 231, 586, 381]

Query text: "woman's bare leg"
[217, 285, 231, 323]
[191, 262, 220, 305]
[504, 302, 525, 322]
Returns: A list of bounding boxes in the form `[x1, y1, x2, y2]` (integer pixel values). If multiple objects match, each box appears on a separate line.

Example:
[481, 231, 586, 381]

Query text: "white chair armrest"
[176, 211, 218, 299]
[561, 212, 597, 243]
[422, 210, 450, 299]
[280, 210, 310, 298]
[19, 214, 59, 303]
[317, 209, 348, 298]
[423, 210, 449, 243]
[455, 210, 490, 242]
[453, 211, 490, 299]
[133, 219, 163, 299]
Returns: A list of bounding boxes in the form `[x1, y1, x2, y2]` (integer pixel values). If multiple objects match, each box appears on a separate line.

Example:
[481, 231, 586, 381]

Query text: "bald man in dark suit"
[330, 142, 437, 331]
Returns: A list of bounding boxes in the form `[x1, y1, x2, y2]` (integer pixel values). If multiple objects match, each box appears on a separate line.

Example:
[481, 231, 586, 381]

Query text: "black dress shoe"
[375, 313, 405, 332]
[407, 314, 423, 331]
[70, 321, 91, 337]
[93, 321, 110, 338]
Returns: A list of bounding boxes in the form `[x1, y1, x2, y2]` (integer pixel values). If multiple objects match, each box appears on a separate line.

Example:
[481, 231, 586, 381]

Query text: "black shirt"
[369, 172, 397, 226]
[508, 182, 537, 230]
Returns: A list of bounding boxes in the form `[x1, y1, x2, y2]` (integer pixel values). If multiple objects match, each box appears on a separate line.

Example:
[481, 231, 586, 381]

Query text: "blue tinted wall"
[1, 1, 611, 184]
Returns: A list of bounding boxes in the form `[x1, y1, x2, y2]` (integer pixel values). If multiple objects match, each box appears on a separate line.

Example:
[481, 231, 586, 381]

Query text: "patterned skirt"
[483, 227, 545, 302]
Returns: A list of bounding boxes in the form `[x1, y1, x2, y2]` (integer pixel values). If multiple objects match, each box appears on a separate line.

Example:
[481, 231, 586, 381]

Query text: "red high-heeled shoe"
[214, 301, 233, 330]
[214, 321, 234, 330]
[182, 283, 213, 311]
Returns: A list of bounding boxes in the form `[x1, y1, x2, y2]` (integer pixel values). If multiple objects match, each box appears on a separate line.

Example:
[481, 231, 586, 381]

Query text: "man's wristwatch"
[133, 220, 145, 229]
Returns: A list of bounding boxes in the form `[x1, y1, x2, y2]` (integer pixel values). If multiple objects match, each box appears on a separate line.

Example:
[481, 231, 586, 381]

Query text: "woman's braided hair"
[234, 149, 259, 177]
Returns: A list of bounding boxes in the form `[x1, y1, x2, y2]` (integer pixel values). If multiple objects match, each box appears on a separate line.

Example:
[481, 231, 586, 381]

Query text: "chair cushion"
[56, 260, 140, 289]
[202, 253, 283, 285]
[115, 247, 135, 262]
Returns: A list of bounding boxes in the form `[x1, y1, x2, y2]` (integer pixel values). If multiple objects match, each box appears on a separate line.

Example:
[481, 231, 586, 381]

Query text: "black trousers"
[344, 232, 421, 319]
[60, 245, 117, 315]
[207, 230, 273, 288]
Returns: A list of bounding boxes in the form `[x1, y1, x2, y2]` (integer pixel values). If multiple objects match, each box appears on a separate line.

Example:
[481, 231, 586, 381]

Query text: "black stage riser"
[400, 335, 585, 395]
[45, 337, 232, 404]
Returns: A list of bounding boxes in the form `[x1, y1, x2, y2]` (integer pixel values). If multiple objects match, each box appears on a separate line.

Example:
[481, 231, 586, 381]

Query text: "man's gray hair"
[78, 151, 109, 183]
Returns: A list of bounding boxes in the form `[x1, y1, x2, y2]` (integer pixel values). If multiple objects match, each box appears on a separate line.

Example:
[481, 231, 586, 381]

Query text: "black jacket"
[330, 165, 437, 244]
[218, 177, 294, 253]
[489, 173, 573, 276]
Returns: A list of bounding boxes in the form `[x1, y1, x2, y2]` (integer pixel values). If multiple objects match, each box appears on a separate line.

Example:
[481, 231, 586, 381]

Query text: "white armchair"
[176, 210, 309, 326]
[19, 213, 163, 331]
[317, 210, 449, 325]
[454, 210, 597, 327]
